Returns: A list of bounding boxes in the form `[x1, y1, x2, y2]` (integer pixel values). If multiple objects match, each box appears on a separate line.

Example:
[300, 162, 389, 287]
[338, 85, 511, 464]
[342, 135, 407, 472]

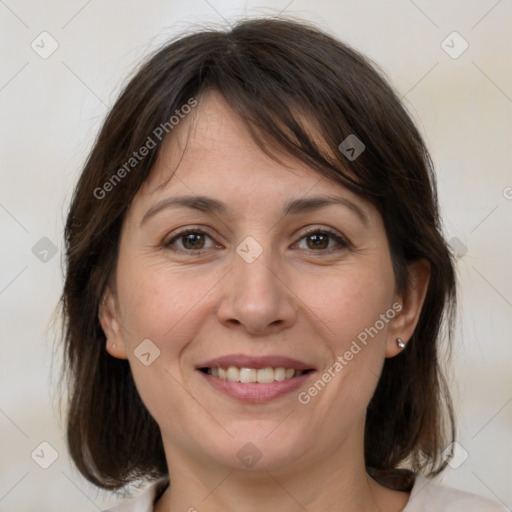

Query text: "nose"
[215, 243, 298, 336]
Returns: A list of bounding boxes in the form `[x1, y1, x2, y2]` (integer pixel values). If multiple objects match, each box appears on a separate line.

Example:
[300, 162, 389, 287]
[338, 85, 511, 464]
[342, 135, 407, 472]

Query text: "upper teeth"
[207, 366, 304, 383]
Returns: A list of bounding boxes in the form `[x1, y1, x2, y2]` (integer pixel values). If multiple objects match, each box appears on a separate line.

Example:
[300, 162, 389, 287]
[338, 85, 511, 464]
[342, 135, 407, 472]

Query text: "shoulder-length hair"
[60, 17, 456, 491]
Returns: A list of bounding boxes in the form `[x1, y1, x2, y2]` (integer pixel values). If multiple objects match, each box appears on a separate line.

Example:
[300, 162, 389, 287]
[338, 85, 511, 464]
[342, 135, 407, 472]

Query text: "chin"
[203, 425, 311, 472]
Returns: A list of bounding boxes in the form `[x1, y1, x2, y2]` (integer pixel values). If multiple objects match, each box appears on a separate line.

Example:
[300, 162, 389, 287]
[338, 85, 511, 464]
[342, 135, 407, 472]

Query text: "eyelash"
[163, 226, 350, 255]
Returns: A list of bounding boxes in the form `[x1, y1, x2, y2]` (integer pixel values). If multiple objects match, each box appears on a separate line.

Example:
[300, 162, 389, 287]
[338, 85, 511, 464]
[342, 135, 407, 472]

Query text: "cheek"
[294, 270, 395, 425]
[298, 264, 395, 349]
[117, 245, 396, 359]
[117, 260, 204, 339]
[115, 260, 220, 427]
[115, 255, 230, 372]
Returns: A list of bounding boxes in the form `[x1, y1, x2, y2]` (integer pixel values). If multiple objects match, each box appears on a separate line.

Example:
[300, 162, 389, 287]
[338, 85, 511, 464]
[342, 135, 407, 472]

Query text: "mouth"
[198, 366, 312, 382]
[196, 354, 316, 403]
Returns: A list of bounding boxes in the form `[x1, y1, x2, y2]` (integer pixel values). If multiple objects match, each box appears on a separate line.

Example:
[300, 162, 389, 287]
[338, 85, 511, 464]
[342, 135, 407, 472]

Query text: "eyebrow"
[140, 194, 369, 227]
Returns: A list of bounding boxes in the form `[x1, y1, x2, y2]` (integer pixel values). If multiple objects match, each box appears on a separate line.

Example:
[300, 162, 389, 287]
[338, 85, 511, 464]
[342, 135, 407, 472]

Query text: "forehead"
[129, 91, 373, 220]
[153, 91, 315, 183]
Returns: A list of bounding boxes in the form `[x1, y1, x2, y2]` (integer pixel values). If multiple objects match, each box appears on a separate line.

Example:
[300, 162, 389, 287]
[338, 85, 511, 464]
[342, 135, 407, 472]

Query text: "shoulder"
[103, 478, 170, 512]
[405, 475, 508, 511]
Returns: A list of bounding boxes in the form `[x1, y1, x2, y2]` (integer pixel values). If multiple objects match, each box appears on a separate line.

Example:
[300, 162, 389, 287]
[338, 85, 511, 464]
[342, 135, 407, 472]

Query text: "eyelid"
[293, 226, 351, 251]
[164, 226, 220, 250]
[163, 224, 351, 254]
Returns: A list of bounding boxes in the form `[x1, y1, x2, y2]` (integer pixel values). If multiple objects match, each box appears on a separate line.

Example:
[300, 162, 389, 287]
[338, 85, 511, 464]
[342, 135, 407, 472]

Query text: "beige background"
[1, 0, 511, 510]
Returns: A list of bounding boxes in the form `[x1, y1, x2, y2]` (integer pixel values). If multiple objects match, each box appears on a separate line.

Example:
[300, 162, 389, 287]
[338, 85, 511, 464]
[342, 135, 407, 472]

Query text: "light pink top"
[104, 475, 508, 511]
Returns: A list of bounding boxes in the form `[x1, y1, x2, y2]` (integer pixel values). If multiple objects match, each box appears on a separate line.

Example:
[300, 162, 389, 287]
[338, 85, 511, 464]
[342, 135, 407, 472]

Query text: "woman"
[60, 17, 507, 511]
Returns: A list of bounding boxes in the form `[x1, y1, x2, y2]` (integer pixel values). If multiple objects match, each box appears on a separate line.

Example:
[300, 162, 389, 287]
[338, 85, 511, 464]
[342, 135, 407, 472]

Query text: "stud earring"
[396, 338, 406, 349]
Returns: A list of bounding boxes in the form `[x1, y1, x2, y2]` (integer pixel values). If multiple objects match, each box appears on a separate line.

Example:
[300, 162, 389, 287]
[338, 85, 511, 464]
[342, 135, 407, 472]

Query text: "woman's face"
[102, 91, 426, 475]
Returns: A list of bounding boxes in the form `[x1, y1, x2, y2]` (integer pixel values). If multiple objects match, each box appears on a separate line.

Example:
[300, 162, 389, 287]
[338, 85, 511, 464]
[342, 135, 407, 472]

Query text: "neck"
[155, 426, 409, 512]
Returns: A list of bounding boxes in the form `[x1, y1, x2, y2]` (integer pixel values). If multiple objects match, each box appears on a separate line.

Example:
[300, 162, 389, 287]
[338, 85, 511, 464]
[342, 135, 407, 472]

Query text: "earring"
[397, 338, 406, 349]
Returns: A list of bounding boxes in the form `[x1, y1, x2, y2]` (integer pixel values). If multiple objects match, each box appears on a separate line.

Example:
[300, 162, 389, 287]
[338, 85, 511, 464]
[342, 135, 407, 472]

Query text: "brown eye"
[181, 232, 206, 250]
[165, 229, 217, 252]
[306, 233, 330, 250]
[295, 228, 350, 253]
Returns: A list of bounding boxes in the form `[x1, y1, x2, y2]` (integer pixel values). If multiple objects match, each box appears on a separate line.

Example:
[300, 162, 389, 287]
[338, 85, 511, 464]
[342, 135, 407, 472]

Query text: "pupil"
[184, 233, 204, 249]
[309, 234, 328, 249]
[181, 233, 329, 250]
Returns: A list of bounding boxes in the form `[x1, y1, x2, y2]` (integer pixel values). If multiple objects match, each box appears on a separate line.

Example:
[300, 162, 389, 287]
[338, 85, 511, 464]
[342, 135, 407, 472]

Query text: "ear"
[99, 286, 128, 359]
[385, 259, 431, 358]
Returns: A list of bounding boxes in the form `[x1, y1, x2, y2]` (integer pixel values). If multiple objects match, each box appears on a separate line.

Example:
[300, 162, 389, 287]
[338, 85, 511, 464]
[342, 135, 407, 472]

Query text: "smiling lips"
[197, 354, 315, 403]
[205, 366, 305, 383]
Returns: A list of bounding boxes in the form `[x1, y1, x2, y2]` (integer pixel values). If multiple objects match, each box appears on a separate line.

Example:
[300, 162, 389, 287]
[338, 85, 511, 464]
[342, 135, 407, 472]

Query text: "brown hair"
[60, 17, 456, 491]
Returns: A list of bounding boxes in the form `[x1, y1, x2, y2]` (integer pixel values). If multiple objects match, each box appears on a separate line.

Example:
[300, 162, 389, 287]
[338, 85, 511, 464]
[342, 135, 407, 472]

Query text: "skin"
[100, 91, 430, 512]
